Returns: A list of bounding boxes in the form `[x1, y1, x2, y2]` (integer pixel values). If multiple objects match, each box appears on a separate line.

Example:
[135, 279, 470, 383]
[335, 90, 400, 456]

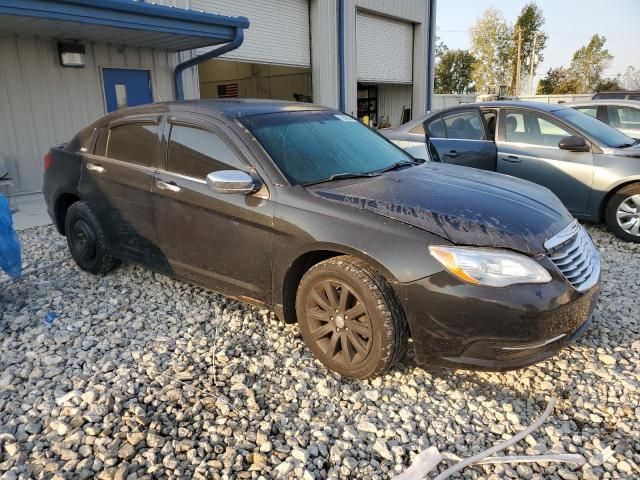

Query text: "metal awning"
[0, 0, 249, 51]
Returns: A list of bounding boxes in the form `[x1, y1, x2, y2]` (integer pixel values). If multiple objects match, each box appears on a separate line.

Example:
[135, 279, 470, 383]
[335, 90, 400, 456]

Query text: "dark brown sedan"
[43, 100, 600, 378]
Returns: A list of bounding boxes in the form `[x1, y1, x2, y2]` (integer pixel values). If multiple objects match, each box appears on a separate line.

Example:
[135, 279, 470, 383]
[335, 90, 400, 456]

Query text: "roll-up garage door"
[191, 0, 310, 67]
[356, 11, 413, 84]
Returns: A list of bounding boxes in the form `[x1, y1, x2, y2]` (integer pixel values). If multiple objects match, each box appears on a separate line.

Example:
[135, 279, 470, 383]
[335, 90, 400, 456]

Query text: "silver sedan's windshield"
[555, 108, 636, 148]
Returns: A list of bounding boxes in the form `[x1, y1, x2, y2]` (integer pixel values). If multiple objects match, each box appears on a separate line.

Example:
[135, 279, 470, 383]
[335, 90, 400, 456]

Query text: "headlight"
[429, 246, 552, 287]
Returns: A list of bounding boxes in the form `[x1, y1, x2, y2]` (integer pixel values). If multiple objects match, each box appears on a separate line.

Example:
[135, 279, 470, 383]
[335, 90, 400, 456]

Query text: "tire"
[64, 201, 116, 274]
[605, 184, 640, 243]
[295, 255, 407, 379]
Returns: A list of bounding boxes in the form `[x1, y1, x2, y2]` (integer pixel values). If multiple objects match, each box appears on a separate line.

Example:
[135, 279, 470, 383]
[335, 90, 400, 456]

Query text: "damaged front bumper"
[396, 265, 600, 371]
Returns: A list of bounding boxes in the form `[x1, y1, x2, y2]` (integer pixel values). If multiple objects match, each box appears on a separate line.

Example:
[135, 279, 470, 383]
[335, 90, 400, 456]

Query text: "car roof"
[566, 99, 640, 107]
[92, 99, 333, 128]
[389, 101, 572, 133]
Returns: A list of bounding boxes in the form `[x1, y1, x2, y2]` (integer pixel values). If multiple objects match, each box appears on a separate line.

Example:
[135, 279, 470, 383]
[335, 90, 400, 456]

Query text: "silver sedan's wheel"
[616, 195, 640, 237]
[606, 184, 640, 243]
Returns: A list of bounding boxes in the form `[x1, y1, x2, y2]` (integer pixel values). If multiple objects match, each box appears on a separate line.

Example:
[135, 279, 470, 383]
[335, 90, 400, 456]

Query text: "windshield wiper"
[303, 172, 379, 186]
[370, 159, 423, 174]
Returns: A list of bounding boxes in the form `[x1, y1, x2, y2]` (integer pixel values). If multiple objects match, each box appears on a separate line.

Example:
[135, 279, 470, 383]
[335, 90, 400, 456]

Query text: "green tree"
[536, 67, 578, 94]
[594, 78, 623, 92]
[568, 34, 613, 93]
[470, 8, 512, 94]
[435, 49, 476, 94]
[511, 2, 548, 94]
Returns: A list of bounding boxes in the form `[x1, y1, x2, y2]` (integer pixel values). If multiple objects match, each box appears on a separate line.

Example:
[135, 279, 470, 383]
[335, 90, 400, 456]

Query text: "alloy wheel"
[305, 279, 373, 368]
[616, 194, 640, 237]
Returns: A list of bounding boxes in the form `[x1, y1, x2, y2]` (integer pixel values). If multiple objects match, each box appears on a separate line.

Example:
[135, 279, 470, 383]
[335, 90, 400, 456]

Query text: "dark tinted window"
[94, 127, 108, 156]
[167, 125, 246, 179]
[240, 110, 414, 186]
[426, 116, 445, 138]
[441, 109, 486, 140]
[107, 123, 158, 167]
[593, 92, 626, 99]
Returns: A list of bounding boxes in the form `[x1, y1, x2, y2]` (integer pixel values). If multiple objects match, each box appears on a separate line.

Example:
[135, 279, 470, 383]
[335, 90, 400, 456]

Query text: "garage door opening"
[199, 59, 312, 102]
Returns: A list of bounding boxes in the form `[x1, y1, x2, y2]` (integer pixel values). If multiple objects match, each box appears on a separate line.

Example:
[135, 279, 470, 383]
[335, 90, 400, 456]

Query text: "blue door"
[102, 68, 152, 112]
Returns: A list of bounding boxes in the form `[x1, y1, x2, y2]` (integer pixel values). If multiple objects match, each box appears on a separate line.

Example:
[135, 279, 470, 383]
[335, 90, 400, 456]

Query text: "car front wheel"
[606, 184, 640, 243]
[295, 256, 407, 379]
[65, 201, 116, 274]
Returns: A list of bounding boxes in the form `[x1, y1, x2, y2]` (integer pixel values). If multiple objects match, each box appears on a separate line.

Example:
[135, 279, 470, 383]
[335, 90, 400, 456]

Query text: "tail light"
[44, 152, 53, 171]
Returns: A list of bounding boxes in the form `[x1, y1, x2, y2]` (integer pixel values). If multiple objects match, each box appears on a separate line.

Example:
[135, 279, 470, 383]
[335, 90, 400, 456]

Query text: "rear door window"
[94, 127, 108, 156]
[166, 125, 246, 179]
[106, 123, 158, 167]
[606, 105, 640, 130]
[441, 109, 486, 140]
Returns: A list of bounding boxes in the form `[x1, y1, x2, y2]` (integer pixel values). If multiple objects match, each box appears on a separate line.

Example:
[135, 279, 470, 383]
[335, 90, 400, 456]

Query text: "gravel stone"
[1, 223, 638, 478]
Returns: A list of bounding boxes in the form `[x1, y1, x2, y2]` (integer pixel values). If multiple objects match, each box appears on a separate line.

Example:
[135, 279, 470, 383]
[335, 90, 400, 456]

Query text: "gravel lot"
[1, 223, 638, 480]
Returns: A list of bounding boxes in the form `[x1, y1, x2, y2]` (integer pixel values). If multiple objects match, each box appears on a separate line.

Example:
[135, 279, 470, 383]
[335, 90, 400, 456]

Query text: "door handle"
[86, 163, 105, 173]
[502, 155, 521, 163]
[156, 180, 181, 193]
[444, 150, 459, 158]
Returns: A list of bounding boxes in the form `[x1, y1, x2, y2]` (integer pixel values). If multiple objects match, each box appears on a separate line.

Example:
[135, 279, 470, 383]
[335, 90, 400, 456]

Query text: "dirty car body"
[44, 100, 600, 372]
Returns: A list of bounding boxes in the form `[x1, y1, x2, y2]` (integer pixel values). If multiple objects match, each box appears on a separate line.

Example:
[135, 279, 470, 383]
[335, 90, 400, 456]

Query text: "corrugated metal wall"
[310, 0, 339, 108]
[0, 36, 198, 194]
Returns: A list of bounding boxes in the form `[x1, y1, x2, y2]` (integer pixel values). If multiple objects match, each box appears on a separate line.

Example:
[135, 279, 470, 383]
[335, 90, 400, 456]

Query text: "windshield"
[555, 108, 636, 148]
[240, 110, 416, 185]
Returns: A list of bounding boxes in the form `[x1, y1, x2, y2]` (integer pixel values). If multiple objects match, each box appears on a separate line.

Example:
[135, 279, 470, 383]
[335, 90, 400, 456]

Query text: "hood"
[617, 142, 640, 158]
[309, 163, 573, 255]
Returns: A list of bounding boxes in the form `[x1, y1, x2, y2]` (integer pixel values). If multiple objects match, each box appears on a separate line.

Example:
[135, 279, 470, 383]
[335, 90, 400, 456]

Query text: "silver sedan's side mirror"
[206, 170, 258, 194]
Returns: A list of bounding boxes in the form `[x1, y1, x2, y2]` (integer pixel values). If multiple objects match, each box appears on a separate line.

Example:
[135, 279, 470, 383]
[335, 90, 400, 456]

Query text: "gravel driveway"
[1, 224, 638, 480]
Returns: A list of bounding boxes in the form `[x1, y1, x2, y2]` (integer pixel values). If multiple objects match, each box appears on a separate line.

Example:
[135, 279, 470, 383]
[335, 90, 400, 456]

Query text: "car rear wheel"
[65, 201, 116, 274]
[295, 256, 407, 379]
[605, 184, 640, 243]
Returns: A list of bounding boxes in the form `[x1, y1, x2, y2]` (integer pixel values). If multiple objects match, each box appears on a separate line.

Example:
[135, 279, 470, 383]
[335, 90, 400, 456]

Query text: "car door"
[496, 108, 594, 214]
[152, 114, 275, 303]
[79, 115, 162, 265]
[426, 108, 497, 170]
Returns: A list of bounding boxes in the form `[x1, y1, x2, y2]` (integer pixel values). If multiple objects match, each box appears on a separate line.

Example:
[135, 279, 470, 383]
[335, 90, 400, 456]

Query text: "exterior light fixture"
[58, 42, 86, 68]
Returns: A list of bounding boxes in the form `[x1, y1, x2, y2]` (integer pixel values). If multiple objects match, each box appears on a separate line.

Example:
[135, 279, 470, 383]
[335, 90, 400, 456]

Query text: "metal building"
[0, 0, 434, 196]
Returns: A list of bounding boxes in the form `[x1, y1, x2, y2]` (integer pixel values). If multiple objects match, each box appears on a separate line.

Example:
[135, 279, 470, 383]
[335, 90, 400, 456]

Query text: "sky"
[436, 0, 640, 84]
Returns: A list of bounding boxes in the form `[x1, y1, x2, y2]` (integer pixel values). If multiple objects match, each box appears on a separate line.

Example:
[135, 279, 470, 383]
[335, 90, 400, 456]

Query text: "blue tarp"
[0, 194, 21, 278]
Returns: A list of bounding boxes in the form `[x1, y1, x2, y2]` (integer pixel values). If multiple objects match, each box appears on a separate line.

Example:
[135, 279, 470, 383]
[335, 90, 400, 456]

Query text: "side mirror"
[206, 170, 259, 194]
[558, 135, 590, 152]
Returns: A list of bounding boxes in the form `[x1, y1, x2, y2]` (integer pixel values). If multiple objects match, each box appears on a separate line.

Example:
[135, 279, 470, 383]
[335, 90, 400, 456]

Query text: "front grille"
[545, 221, 600, 292]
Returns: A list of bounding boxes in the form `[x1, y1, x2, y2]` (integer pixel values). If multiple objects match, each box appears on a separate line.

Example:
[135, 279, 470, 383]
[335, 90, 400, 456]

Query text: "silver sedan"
[567, 99, 640, 139]
[381, 101, 640, 242]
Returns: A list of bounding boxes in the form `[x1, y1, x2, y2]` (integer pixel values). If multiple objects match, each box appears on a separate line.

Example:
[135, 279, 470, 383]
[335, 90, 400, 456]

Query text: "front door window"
[504, 110, 573, 147]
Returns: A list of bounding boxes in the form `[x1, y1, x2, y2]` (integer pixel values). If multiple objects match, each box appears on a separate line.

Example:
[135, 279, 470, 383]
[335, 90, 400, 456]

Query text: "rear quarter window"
[106, 123, 158, 167]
